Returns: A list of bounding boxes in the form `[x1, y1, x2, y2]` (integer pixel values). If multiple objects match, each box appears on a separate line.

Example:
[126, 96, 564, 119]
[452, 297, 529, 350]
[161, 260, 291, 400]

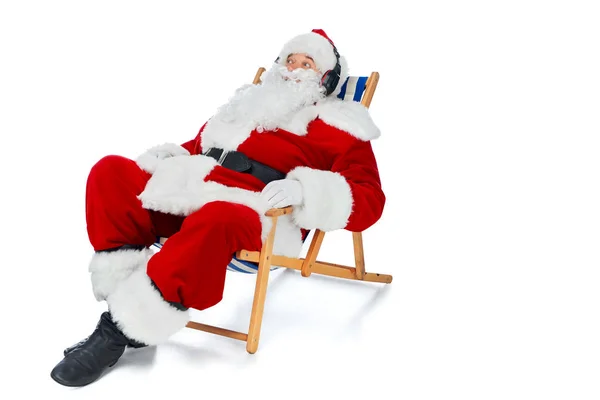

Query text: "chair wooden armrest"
[265, 206, 293, 217]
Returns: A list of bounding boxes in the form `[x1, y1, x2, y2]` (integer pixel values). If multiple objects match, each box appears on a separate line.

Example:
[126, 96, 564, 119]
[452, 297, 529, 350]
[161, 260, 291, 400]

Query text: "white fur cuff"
[136, 143, 191, 174]
[89, 248, 154, 301]
[107, 269, 190, 345]
[137, 154, 219, 216]
[287, 167, 353, 231]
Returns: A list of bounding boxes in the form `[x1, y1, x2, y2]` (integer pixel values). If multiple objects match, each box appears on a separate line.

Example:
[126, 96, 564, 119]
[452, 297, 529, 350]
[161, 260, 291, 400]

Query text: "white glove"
[136, 143, 190, 174]
[147, 143, 190, 159]
[261, 179, 304, 209]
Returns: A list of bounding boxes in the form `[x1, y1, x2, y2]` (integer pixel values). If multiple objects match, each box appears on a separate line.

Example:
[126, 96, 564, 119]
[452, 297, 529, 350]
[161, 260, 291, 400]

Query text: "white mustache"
[271, 65, 322, 84]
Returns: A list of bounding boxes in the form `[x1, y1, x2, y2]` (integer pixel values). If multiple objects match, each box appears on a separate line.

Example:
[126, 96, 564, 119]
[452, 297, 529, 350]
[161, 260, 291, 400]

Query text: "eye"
[303, 62, 311, 68]
[287, 58, 293, 64]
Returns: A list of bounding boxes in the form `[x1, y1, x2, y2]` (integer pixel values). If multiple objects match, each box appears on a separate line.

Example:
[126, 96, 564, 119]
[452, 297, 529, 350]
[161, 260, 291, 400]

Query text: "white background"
[1, 1, 599, 399]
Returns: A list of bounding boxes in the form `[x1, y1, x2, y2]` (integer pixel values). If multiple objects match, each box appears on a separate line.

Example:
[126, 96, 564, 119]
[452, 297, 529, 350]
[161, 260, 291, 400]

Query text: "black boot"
[51, 312, 146, 387]
[63, 330, 146, 356]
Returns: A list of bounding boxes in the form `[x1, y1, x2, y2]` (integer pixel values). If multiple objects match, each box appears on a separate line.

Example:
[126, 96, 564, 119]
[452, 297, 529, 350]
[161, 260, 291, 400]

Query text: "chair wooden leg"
[246, 216, 278, 354]
[352, 232, 366, 280]
[301, 229, 325, 277]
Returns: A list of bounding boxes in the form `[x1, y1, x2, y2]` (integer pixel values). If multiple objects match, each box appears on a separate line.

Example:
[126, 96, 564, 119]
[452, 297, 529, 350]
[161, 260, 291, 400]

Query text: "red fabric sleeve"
[286, 137, 385, 233]
[333, 139, 386, 232]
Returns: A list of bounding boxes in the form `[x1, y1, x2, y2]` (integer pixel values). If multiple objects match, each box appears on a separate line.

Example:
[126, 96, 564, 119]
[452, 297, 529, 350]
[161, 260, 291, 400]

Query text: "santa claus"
[51, 29, 385, 387]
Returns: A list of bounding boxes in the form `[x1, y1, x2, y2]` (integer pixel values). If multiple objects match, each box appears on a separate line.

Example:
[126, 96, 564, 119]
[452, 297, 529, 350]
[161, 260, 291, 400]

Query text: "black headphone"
[320, 45, 341, 96]
[275, 43, 342, 96]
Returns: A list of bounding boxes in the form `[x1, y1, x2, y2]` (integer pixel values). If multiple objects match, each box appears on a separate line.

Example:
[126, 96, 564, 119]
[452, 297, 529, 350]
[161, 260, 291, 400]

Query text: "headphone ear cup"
[330, 71, 340, 93]
[321, 71, 332, 95]
[321, 69, 340, 96]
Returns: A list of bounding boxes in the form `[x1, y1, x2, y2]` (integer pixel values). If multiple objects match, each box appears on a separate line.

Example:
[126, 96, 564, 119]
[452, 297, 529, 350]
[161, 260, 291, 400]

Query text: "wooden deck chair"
[154, 68, 392, 353]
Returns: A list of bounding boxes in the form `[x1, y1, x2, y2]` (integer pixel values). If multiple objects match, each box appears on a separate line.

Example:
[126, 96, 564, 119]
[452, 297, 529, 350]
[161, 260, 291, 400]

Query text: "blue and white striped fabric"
[337, 76, 369, 102]
[153, 76, 368, 274]
[227, 256, 281, 273]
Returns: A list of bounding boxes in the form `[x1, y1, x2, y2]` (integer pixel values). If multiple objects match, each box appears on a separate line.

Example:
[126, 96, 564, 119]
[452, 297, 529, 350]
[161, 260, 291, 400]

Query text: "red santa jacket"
[135, 97, 385, 258]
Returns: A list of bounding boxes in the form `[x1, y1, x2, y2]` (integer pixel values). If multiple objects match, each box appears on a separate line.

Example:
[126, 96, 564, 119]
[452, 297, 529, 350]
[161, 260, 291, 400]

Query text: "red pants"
[86, 155, 264, 311]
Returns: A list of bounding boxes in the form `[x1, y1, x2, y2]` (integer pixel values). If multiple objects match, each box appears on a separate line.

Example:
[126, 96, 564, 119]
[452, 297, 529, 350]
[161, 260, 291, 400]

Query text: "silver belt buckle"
[217, 150, 229, 165]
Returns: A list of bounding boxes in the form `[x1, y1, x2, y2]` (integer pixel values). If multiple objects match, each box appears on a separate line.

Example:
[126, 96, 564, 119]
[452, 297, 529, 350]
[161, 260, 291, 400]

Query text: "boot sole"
[50, 360, 119, 387]
[50, 370, 101, 388]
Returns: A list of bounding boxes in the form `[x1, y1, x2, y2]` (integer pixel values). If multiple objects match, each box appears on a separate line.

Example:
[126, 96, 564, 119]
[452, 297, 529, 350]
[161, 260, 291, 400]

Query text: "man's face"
[286, 53, 319, 73]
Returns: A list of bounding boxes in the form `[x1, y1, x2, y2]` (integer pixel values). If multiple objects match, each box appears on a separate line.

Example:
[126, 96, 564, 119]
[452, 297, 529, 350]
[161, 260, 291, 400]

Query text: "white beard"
[220, 64, 325, 132]
[200, 64, 326, 151]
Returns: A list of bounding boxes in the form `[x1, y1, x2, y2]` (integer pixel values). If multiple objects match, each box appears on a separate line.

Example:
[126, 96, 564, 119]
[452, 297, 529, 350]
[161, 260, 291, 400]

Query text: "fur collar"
[281, 98, 381, 141]
[201, 98, 380, 151]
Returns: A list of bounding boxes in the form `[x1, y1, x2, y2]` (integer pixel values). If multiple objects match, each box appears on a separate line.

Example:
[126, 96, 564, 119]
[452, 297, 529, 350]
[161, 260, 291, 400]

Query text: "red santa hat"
[276, 29, 349, 96]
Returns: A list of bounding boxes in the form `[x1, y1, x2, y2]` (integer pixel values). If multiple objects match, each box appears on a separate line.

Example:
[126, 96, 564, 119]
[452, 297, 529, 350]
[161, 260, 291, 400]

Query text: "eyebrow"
[287, 54, 314, 62]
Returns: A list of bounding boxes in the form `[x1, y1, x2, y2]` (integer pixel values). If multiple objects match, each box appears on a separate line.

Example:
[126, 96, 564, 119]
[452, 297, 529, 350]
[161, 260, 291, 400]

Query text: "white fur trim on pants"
[107, 269, 189, 345]
[286, 166, 353, 231]
[89, 248, 154, 302]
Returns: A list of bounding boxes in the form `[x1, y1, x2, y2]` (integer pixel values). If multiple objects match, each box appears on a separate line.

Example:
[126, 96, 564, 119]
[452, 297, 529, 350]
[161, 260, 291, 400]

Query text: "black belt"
[203, 148, 286, 185]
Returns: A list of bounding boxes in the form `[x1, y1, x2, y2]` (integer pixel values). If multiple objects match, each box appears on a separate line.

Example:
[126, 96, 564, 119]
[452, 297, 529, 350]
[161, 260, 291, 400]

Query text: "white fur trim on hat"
[276, 31, 349, 95]
[277, 32, 337, 71]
